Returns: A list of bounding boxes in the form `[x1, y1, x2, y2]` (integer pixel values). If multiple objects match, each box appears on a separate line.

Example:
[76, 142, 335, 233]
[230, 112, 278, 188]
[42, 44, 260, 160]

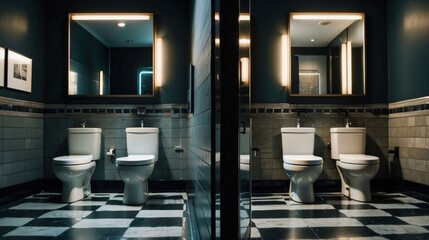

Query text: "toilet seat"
[339, 154, 379, 165]
[116, 155, 156, 166]
[283, 155, 323, 166]
[53, 155, 93, 165]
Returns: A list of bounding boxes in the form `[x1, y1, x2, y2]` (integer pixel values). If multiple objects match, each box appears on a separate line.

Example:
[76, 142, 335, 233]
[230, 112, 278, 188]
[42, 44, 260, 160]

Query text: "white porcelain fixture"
[53, 128, 102, 202]
[240, 127, 251, 172]
[116, 127, 159, 205]
[281, 127, 323, 203]
[330, 127, 379, 202]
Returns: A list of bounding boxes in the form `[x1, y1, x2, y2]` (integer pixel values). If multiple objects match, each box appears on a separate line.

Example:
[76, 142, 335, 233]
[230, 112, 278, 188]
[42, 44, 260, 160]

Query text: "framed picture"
[7, 49, 32, 93]
[0, 47, 5, 87]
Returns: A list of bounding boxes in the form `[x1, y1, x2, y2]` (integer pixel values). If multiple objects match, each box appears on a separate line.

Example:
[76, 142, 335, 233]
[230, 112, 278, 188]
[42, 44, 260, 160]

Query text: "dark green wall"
[387, 0, 429, 103]
[251, 0, 388, 104]
[45, 0, 190, 104]
[0, 0, 47, 102]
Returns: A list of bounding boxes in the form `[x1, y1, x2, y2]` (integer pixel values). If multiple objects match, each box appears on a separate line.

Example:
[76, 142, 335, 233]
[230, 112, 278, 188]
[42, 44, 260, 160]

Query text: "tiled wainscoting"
[389, 97, 429, 186]
[251, 103, 389, 182]
[0, 97, 44, 189]
[0, 96, 189, 192]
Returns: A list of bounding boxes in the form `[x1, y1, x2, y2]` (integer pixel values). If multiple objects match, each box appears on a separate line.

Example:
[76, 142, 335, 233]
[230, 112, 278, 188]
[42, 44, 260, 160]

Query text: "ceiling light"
[126, 40, 134, 43]
[310, 39, 315, 42]
[319, 21, 332, 26]
[117, 22, 126, 27]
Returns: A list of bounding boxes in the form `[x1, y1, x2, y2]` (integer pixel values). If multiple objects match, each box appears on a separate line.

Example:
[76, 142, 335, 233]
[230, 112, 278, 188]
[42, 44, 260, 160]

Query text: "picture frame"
[0, 47, 5, 87]
[7, 49, 32, 93]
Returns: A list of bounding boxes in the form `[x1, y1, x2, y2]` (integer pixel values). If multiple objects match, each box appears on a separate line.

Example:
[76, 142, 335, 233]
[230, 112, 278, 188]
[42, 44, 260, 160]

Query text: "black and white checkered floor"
[1, 191, 429, 239]
[0, 192, 190, 239]
[250, 192, 429, 240]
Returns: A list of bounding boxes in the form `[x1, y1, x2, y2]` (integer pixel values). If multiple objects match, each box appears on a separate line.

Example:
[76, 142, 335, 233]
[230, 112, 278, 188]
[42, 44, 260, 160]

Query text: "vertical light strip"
[69, 71, 78, 95]
[341, 43, 347, 94]
[156, 38, 163, 87]
[281, 34, 289, 87]
[138, 71, 142, 95]
[99, 71, 104, 95]
[240, 57, 249, 84]
[347, 41, 352, 94]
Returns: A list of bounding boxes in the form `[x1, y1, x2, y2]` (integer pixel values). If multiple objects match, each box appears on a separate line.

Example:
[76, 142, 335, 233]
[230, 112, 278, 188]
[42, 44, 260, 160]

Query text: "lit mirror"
[289, 13, 365, 96]
[68, 13, 154, 96]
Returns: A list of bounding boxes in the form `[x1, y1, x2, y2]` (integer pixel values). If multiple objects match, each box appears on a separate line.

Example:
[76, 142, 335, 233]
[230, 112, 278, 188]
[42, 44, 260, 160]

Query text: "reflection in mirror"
[68, 13, 154, 96]
[289, 13, 365, 95]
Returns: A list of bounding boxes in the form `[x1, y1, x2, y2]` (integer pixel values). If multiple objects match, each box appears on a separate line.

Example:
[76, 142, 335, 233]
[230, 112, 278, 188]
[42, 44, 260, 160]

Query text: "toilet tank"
[126, 127, 159, 161]
[281, 127, 315, 155]
[330, 127, 366, 159]
[68, 128, 102, 160]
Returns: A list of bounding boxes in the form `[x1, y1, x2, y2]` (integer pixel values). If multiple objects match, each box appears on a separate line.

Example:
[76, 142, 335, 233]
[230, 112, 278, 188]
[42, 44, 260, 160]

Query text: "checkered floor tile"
[251, 192, 429, 240]
[0, 192, 190, 239]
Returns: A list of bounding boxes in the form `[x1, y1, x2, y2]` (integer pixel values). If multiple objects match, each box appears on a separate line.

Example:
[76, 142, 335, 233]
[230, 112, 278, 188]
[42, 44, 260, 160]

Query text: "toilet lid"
[339, 154, 379, 164]
[283, 155, 323, 165]
[53, 155, 93, 165]
[116, 155, 156, 165]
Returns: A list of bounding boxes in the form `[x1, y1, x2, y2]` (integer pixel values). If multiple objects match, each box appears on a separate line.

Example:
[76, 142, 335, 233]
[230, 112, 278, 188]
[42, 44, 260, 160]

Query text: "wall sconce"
[155, 37, 163, 87]
[341, 41, 353, 94]
[240, 57, 249, 84]
[69, 71, 78, 95]
[239, 38, 251, 46]
[281, 34, 289, 87]
[341, 43, 347, 94]
[347, 41, 352, 94]
[99, 70, 104, 95]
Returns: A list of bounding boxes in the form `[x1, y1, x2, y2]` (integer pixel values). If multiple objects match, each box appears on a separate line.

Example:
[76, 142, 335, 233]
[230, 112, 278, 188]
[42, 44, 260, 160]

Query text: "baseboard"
[396, 180, 429, 195]
[252, 180, 341, 193]
[252, 179, 407, 194]
[41, 179, 188, 193]
[0, 179, 45, 207]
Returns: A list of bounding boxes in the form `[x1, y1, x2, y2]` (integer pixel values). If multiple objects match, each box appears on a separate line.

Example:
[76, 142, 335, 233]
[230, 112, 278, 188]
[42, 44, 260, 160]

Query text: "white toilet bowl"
[283, 155, 323, 203]
[116, 155, 156, 205]
[53, 128, 101, 203]
[116, 127, 159, 205]
[336, 154, 379, 202]
[281, 127, 323, 203]
[330, 127, 380, 202]
[53, 155, 95, 202]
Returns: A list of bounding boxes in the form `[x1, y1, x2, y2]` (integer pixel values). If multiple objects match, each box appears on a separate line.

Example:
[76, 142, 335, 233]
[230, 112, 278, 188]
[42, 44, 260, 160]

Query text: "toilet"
[281, 127, 323, 203]
[116, 127, 159, 205]
[330, 127, 379, 202]
[53, 128, 102, 203]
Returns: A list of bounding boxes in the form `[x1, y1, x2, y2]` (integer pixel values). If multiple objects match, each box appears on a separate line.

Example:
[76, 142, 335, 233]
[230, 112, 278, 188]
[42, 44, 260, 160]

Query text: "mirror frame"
[68, 13, 157, 97]
[288, 12, 366, 97]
